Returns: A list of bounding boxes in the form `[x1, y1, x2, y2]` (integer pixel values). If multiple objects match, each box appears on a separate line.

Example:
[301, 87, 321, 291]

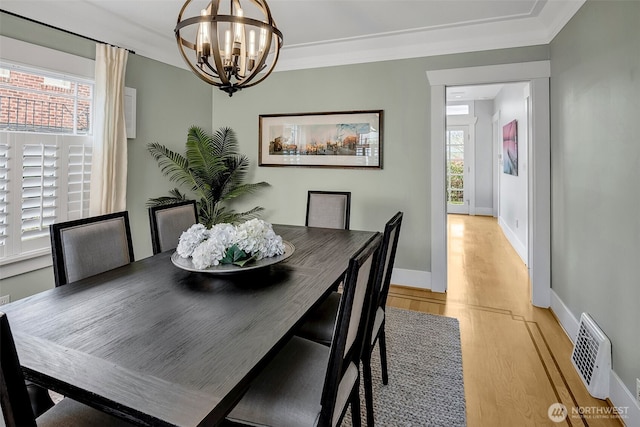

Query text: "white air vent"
[571, 313, 611, 399]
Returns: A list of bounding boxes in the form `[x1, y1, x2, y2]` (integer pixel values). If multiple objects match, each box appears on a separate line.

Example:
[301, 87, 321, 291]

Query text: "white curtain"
[90, 44, 129, 215]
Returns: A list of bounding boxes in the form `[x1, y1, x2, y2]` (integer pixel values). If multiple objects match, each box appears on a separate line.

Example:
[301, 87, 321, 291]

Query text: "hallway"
[387, 215, 624, 426]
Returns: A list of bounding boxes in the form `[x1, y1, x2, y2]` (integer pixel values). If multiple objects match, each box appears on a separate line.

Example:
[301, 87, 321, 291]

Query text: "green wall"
[550, 1, 640, 395]
[0, 12, 213, 299]
[123, 52, 213, 258]
[211, 46, 549, 274]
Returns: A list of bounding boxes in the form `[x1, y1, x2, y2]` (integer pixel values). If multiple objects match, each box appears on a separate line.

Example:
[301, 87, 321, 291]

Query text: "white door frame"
[492, 111, 501, 218]
[427, 61, 551, 308]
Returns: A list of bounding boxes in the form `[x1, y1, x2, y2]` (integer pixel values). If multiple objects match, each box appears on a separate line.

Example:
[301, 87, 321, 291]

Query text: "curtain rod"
[0, 9, 136, 54]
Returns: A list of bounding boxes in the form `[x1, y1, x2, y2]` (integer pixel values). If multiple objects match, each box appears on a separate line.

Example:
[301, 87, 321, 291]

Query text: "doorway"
[446, 82, 530, 264]
[427, 61, 551, 308]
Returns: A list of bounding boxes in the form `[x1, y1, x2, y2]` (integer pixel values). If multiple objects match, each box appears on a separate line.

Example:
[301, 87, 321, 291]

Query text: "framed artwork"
[502, 119, 518, 176]
[259, 110, 382, 169]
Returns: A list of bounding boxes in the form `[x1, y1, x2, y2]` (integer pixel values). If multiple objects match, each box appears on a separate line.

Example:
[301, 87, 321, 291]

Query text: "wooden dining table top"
[2, 224, 376, 427]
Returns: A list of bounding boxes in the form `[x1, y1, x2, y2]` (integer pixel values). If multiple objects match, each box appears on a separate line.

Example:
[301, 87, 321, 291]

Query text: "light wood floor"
[387, 214, 625, 427]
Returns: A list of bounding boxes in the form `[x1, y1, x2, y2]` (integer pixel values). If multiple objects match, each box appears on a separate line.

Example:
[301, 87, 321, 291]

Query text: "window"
[446, 104, 470, 116]
[0, 61, 93, 276]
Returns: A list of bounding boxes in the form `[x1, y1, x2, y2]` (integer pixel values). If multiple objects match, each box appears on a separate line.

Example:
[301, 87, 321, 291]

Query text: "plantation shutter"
[0, 142, 9, 253]
[1, 48, 94, 276]
[66, 142, 92, 220]
[0, 134, 92, 260]
[21, 142, 59, 241]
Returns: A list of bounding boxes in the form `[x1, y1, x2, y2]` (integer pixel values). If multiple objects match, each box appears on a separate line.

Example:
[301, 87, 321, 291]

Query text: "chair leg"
[349, 379, 362, 427]
[362, 356, 375, 427]
[378, 324, 389, 385]
[26, 381, 54, 417]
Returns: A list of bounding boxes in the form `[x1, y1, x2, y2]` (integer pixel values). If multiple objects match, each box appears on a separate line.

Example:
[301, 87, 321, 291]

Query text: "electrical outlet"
[0, 295, 10, 305]
[516, 219, 519, 228]
[636, 378, 640, 404]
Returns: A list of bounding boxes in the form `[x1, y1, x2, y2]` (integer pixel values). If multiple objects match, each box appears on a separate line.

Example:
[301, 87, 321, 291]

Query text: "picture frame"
[259, 110, 383, 169]
[502, 119, 518, 176]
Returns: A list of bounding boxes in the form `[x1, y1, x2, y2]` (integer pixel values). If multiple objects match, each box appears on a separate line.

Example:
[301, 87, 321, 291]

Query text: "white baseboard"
[498, 218, 527, 265]
[550, 289, 579, 341]
[390, 268, 431, 290]
[474, 207, 494, 216]
[610, 370, 640, 427]
[550, 290, 640, 426]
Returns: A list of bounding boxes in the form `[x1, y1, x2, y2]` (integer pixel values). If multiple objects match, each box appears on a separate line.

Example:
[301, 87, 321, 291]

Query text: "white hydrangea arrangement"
[176, 219, 285, 269]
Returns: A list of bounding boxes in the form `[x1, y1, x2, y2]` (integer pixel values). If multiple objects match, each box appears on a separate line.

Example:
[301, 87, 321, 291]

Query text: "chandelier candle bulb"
[234, 8, 244, 42]
[196, 9, 211, 59]
[224, 30, 231, 60]
[249, 30, 256, 57]
[259, 27, 267, 53]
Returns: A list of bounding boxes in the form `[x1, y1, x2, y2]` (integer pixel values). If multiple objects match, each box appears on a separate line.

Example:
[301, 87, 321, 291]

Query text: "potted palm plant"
[147, 126, 268, 227]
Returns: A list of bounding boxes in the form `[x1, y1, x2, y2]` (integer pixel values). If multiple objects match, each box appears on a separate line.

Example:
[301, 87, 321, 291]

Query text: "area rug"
[342, 307, 466, 426]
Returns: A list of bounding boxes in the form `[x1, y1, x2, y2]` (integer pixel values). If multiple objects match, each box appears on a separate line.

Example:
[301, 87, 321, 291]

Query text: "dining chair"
[225, 233, 383, 427]
[306, 191, 351, 229]
[0, 312, 134, 427]
[296, 211, 403, 426]
[49, 211, 135, 287]
[148, 200, 198, 254]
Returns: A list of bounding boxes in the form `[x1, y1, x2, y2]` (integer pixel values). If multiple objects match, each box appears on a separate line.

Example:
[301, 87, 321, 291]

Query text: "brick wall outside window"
[0, 68, 92, 134]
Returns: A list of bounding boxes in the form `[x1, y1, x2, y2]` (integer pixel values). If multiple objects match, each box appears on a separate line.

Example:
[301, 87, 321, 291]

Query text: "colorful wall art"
[503, 119, 518, 176]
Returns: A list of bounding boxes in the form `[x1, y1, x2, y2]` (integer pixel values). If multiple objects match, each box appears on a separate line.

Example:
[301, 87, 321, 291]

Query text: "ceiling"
[447, 83, 506, 101]
[0, 0, 584, 73]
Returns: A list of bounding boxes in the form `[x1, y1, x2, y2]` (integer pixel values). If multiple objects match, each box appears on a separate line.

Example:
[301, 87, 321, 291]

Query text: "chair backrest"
[306, 191, 351, 230]
[50, 211, 135, 287]
[148, 200, 198, 254]
[319, 233, 382, 426]
[375, 211, 403, 311]
[0, 312, 37, 427]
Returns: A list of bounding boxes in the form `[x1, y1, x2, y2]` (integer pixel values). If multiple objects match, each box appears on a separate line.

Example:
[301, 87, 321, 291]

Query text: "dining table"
[1, 224, 377, 426]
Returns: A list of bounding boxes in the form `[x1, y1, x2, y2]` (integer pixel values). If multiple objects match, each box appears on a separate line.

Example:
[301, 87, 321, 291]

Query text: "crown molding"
[275, 0, 585, 72]
[1, 0, 585, 74]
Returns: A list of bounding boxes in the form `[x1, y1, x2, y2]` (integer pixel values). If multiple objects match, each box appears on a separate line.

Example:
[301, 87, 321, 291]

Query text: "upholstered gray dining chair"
[49, 211, 135, 287]
[297, 211, 403, 426]
[225, 233, 383, 427]
[0, 312, 135, 427]
[306, 191, 351, 229]
[148, 200, 198, 254]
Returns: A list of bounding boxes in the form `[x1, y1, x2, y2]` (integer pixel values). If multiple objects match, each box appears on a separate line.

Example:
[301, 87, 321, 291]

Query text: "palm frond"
[236, 206, 265, 220]
[147, 143, 195, 188]
[224, 155, 250, 186]
[186, 126, 226, 183]
[217, 155, 252, 199]
[212, 127, 239, 157]
[214, 206, 264, 225]
[146, 188, 188, 207]
[221, 182, 270, 201]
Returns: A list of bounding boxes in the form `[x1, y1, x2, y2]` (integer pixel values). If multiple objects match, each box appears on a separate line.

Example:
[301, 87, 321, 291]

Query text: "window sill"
[0, 250, 52, 279]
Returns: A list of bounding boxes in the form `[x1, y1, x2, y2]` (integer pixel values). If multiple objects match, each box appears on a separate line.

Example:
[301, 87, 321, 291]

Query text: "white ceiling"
[0, 0, 584, 72]
[447, 83, 505, 101]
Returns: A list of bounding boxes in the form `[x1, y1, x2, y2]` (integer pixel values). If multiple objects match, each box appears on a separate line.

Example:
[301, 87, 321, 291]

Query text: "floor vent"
[571, 313, 611, 399]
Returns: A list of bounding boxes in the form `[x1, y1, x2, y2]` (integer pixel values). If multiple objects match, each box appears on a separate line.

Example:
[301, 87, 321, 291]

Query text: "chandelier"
[175, 0, 283, 96]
